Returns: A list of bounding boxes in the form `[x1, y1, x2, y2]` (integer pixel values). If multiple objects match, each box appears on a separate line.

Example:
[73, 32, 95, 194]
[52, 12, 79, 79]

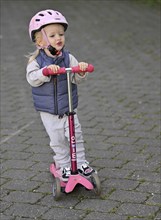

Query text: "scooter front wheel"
[52, 177, 61, 200]
[90, 172, 101, 195]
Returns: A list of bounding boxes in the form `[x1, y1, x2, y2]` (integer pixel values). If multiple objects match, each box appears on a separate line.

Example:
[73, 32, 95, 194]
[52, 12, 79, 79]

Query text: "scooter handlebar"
[43, 64, 94, 76]
[71, 64, 94, 73]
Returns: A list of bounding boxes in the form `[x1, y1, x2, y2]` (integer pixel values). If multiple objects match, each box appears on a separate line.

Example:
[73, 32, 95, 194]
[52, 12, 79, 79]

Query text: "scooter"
[49, 64, 101, 200]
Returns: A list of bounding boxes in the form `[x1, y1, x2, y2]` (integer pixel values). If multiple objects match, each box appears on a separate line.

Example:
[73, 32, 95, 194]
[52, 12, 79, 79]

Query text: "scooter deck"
[50, 163, 94, 193]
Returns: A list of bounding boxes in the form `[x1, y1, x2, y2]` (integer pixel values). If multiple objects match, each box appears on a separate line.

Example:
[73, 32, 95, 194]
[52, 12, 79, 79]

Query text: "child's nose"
[55, 34, 61, 39]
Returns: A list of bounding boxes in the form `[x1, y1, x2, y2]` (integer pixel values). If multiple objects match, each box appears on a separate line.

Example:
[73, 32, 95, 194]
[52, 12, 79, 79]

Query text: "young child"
[26, 9, 96, 181]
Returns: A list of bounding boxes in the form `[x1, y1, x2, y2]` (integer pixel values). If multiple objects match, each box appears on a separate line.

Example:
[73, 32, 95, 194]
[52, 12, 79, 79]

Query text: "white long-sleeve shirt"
[26, 53, 87, 87]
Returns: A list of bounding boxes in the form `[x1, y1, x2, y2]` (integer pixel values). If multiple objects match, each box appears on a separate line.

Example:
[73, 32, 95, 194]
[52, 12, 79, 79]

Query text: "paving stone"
[31, 171, 52, 183]
[1, 169, 36, 180]
[0, 201, 13, 213]
[123, 157, 160, 172]
[3, 191, 44, 204]
[28, 153, 52, 163]
[1, 151, 32, 160]
[3, 203, 49, 219]
[86, 148, 120, 159]
[137, 182, 161, 194]
[1, 0, 160, 219]
[41, 207, 85, 220]
[83, 212, 128, 220]
[0, 214, 15, 220]
[38, 193, 81, 209]
[104, 178, 140, 191]
[130, 170, 160, 182]
[106, 136, 138, 145]
[0, 143, 29, 152]
[75, 198, 120, 213]
[99, 167, 132, 180]
[155, 210, 161, 220]
[2, 179, 42, 192]
[30, 161, 50, 172]
[117, 203, 159, 218]
[91, 158, 123, 169]
[146, 193, 161, 206]
[1, 159, 36, 170]
[109, 189, 149, 203]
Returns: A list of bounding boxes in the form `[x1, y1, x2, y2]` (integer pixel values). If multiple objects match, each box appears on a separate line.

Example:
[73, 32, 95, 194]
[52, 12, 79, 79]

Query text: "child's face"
[43, 24, 65, 51]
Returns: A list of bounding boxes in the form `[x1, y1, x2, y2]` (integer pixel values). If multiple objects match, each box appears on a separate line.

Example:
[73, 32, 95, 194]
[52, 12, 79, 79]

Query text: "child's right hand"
[42, 65, 60, 76]
[47, 65, 60, 74]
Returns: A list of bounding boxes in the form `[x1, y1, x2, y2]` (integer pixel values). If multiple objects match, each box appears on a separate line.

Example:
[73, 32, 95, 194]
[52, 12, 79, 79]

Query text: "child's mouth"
[57, 42, 62, 47]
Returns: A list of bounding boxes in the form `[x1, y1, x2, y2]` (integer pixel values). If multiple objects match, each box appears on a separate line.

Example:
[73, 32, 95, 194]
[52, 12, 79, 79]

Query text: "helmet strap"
[41, 28, 60, 56]
[47, 45, 60, 56]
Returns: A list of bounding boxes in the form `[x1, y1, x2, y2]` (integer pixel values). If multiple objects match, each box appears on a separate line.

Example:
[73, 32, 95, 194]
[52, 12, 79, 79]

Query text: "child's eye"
[50, 35, 55, 38]
[59, 33, 64, 36]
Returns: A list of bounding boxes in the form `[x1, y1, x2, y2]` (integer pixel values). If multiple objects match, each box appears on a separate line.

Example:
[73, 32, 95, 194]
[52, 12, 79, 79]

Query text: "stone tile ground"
[0, 0, 160, 219]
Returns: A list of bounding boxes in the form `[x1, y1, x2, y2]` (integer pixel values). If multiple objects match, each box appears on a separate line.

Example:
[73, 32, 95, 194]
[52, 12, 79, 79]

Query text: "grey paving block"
[91, 158, 123, 169]
[1, 159, 36, 170]
[30, 161, 50, 172]
[146, 193, 161, 206]
[0, 201, 13, 213]
[1, 151, 32, 160]
[1, 169, 35, 180]
[39, 193, 80, 209]
[137, 182, 161, 194]
[117, 203, 159, 218]
[109, 189, 149, 203]
[28, 153, 52, 163]
[104, 178, 140, 191]
[99, 167, 132, 180]
[1, 0, 160, 219]
[84, 212, 128, 220]
[3, 191, 44, 204]
[3, 203, 48, 219]
[31, 171, 52, 183]
[0, 214, 15, 220]
[155, 210, 161, 220]
[130, 170, 160, 182]
[42, 207, 85, 220]
[75, 198, 120, 213]
[2, 179, 42, 192]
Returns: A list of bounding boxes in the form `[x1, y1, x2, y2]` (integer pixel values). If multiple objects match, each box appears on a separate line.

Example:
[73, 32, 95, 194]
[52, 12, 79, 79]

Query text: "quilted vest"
[32, 49, 78, 115]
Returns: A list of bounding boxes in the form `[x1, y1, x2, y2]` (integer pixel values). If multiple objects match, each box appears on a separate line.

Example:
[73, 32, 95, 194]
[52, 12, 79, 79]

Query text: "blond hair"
[27, 31, 43, 63]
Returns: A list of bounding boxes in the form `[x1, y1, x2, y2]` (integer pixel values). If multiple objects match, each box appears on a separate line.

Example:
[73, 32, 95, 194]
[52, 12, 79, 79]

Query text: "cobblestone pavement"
[0, 0, 160, 219]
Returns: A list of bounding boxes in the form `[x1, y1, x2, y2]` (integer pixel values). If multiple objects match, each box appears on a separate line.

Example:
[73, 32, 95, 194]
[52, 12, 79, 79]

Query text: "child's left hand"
[78, 62, 88, 76]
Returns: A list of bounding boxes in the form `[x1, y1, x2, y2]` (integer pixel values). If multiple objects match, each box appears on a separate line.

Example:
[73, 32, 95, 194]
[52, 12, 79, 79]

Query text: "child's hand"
[47, 65, 60, 74]
[78, 62, 88, 76]
[78, 62, 88, 71]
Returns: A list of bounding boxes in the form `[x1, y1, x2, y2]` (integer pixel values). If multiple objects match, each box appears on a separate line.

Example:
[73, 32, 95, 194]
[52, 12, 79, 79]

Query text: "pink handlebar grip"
[42, 68, 54, 76]
[57, 67, 66, 74]
[72, 64, 94, 73]
[42, 67, 66, 76]
[42, 64, 94, 76]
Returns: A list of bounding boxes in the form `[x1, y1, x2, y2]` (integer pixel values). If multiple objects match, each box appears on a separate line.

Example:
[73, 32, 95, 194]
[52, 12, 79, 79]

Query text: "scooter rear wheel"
[90, 172, 101, 195]
[52, 177, 61, 200]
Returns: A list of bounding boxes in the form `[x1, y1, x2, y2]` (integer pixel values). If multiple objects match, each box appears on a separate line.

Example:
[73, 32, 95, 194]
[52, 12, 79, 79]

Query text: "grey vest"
[32, 49, 78, 115]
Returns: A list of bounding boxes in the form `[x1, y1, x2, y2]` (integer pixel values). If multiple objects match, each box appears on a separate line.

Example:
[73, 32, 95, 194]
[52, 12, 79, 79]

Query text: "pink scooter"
[49, 64, 101, 200]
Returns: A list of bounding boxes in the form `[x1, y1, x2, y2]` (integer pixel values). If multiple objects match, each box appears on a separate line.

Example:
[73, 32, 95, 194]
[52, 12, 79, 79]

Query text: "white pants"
[40, 111, 86, 169]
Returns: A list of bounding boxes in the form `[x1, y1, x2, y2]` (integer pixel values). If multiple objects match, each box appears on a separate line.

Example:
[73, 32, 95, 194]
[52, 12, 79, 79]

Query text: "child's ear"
[36, 38, 43, 47]
[35, 32, 44, 47]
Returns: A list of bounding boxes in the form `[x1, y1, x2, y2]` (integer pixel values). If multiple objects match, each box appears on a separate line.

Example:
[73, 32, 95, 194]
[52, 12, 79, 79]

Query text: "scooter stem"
[66, 70, 78, 174]
[67, 70, 73, 113]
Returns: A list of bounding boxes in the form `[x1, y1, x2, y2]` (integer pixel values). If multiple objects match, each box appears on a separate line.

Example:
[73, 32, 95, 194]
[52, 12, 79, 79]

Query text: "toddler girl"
[26, 9, 96, 181]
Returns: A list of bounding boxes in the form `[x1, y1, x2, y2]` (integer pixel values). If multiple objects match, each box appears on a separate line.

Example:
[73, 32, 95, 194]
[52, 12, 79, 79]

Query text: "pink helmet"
[29, 9, 68, 42]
